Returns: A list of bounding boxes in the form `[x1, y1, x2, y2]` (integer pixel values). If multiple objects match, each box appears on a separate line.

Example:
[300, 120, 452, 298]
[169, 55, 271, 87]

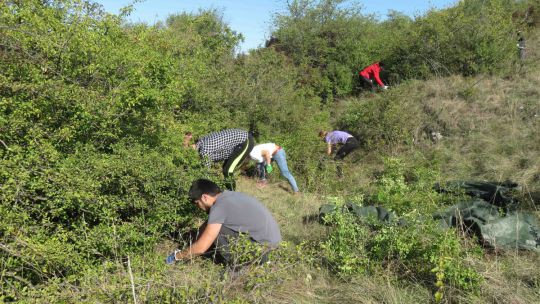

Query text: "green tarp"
[433, 199, 539, 252]
[434, 181, 538, 252]
[434, 180, 520, 209]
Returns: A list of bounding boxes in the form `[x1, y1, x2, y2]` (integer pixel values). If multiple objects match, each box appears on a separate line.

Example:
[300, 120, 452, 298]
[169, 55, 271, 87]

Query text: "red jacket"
[359, 62, 384, 87]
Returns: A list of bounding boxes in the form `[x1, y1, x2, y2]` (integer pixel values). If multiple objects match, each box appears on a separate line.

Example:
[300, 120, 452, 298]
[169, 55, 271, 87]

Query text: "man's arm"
[373, 69, 385, 87]
[327, 142, 332, 155]
[261, 149, 272, 164]
[174, 223, 222, 260]
[198, 147, 212, 167]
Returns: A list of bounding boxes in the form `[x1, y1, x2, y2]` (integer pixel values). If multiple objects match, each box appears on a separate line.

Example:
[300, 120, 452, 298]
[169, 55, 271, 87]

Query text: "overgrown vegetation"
[320, 159, 483, 300]
[1, 0, 539, 302]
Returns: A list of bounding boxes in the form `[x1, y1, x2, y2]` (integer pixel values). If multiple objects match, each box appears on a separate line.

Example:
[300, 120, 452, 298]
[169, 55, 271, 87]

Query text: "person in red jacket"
[359, 61, 388, 91]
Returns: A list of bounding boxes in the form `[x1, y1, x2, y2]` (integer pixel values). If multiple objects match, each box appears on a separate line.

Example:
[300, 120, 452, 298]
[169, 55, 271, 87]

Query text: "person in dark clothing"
[185, 129, 254, 190]
[166, 179, 281, 266]
[359, 61, 388, 91]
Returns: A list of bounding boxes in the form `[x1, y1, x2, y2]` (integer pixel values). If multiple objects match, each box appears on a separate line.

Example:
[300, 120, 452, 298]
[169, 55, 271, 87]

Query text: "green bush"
[0, 139, 208, 297]
[389, 0, 516, 78]
[320, 199, 371, 276]
[271, 0, 378, 100]
[270, 0, 521, 97]
[369, 218, 482, 293]
[339, 89, 422, 151]
[0, 1, 240, 297]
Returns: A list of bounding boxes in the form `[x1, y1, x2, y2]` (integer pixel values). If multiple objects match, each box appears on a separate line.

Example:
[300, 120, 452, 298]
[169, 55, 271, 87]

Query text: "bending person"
[186, 129, 254, 190]
[249, 143, 299, 193]
[319, 130, 360, 177]
[359, 61, 387, 91]
[166, 179, 281, 265]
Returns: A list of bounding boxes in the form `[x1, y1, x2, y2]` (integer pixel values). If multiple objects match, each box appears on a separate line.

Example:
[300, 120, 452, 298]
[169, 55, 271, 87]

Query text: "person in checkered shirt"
[185, 129, 254, 190]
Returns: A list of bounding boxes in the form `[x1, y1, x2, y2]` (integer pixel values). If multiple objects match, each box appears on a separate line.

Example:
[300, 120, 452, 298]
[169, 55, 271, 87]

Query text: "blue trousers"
[257, 149, 299, 192]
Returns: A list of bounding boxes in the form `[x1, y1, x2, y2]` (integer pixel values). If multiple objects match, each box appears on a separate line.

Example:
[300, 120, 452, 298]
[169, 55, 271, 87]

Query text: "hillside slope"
[331, 27, 539, 202]
[7, 34, 539, 304]
[1, 2, 539, 302]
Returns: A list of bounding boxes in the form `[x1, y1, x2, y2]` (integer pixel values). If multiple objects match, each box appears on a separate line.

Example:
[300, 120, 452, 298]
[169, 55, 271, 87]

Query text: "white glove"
[383, 85, 388, 90]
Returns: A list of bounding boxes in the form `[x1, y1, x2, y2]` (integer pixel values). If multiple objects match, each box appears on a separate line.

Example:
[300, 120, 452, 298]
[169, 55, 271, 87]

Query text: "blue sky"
[95, 0, 457, 53]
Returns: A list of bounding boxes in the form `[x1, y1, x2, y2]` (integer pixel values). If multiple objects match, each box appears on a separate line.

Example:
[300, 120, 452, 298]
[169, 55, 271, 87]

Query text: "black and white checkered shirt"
[196, 129, 249, 166]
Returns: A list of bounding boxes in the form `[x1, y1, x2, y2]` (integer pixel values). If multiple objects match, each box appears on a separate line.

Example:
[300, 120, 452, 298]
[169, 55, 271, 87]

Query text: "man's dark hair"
[188, 179, 222, 202]
[378, 61, 385, 68]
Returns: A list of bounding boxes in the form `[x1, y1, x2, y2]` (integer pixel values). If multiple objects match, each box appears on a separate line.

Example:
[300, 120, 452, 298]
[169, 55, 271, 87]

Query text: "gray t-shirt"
[208, 191, 281, 246]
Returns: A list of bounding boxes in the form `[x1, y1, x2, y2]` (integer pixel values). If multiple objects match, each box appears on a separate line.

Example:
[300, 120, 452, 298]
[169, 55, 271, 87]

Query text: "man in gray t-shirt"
[166, 179, 281, 265]
[208, 191, 281, 246]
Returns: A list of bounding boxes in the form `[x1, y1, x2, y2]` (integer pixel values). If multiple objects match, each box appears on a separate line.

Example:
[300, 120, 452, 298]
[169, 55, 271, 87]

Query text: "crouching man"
[166, 179, 281, 265]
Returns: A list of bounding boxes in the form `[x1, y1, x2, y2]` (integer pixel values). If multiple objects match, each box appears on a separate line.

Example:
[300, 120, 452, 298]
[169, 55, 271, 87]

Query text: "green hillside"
[1, 0, 539, 302]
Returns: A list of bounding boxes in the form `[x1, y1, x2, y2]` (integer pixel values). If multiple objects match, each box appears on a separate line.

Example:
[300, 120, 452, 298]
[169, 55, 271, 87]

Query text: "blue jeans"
[266, 149, 299, 192]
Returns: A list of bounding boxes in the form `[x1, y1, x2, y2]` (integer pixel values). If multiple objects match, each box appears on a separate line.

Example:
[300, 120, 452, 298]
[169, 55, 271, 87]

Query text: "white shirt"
[249, 143, 278, 163]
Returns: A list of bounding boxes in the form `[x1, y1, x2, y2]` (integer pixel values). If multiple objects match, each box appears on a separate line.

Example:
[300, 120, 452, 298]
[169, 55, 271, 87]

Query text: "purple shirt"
[325, 131, 352, 144]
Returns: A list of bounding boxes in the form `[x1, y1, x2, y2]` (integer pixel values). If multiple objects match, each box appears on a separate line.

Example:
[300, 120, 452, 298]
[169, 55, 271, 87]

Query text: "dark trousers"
[256, 162, 266, 180]
[223, 135, 254, 190]
[335, 137, 360, 160]
[360, 76, 375, 91]
[182, 223, 268, 266]
[334, 137, 360, 178]
[216, 226, 271, 267]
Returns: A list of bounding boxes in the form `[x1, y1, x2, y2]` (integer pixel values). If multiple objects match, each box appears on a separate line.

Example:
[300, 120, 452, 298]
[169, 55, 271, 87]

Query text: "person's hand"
[266, 164, 273, 174]
[383, 85, 388, 90]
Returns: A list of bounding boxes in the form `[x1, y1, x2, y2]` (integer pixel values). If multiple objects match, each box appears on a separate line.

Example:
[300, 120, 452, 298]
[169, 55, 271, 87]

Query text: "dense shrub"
[384, 0, 517, 78]
[271, 0, 378, 100]
[338, 87, 422, 151]
[0, 0, 240, 297]
[270, 0, 522, 98]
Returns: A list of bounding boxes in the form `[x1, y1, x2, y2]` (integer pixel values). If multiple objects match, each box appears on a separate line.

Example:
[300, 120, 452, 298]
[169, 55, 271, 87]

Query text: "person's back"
[210, 190, 281, 246]
[360, 63, 381, 79]
[249, 143, 278, 163]
[359, 62, 386, 89]
[325, 130, 353, 145]
[193, 129, 254, 190]
[197, 129, 249, 162]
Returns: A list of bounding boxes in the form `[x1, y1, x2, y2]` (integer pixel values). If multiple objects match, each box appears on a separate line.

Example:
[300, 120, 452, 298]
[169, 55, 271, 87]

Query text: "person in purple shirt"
[319, 130, 360, 177]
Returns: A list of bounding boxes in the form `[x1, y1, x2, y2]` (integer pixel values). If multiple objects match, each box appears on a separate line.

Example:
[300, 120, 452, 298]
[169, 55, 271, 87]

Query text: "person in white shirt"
[249, 143, 299, 193]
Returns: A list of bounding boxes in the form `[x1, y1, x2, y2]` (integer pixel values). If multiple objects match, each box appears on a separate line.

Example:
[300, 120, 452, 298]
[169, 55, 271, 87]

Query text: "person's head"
[184, 132, 194, 148]
[378, 61, 385, 70]
[318, 130, 328, 140]
[188, 179, 222, 212]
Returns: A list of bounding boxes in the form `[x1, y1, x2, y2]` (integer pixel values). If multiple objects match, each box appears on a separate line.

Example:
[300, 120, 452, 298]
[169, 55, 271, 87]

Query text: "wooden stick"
[127, 256, 137, 304]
